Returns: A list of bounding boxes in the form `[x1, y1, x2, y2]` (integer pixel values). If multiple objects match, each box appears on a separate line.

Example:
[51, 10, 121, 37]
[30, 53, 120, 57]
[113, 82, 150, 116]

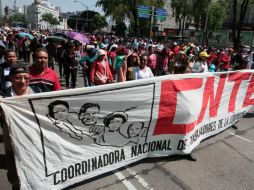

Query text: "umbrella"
[53, 32, 68, 39]
[47, 36, 67, 44]
[67, 32, 90, 45]
[17, 32, 34, 40]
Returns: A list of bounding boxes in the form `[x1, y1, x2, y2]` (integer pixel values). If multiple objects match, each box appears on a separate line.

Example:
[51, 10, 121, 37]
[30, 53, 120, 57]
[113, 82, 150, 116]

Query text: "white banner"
[1, 71, 254, 189]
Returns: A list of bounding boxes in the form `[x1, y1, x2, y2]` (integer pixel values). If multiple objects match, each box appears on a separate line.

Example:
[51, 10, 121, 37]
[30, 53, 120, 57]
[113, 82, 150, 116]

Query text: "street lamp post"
[74, 0, 90, 31]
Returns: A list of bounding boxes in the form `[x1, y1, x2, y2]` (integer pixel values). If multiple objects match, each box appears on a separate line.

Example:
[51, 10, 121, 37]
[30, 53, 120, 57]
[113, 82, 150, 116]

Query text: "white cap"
[97, 49, 106, 56]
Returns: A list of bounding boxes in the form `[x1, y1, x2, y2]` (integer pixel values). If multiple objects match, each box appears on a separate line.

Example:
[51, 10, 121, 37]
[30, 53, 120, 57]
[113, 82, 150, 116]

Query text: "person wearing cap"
[1, 64, 41, 190]
[2, 64, 40, 97]
[90, 49, 113, 85]
[29, 48, 61, 92]
[192, 51, 209, 73]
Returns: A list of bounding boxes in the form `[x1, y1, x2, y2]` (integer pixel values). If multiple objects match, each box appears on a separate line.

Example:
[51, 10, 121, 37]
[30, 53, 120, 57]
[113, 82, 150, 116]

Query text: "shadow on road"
[0, 154, 7, 169]
[65, 155, 193, 190]
[0, 134, 3, 143]
[243, 112, 254, 118]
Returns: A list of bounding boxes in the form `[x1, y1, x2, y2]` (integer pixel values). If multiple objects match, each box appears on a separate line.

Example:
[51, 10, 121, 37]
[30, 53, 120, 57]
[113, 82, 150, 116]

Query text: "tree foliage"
[9, 13, 27, 25]
[171, 0, 193, 32]
[96, 0, 166, 36]
[67, 11, 106, 32]
[192, 0, 209, 30]
[112, 21, 127, 36]
[208, 0, 229, 31]
[41, 13, 59, 28]
[90, 14, 108, 32]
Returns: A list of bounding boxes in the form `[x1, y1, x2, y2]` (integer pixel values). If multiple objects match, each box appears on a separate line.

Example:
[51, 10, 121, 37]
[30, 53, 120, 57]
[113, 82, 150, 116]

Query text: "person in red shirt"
[29, 48, 61, 92]
[90, 49, 113, 85]
[218, 50, 230, 71]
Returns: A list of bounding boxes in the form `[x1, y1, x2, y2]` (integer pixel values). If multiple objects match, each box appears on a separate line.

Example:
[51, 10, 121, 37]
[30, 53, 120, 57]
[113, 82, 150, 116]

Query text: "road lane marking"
[114, 170, 137, 190]
[126, 168, 154, 190]
[227, 131, 253, 143]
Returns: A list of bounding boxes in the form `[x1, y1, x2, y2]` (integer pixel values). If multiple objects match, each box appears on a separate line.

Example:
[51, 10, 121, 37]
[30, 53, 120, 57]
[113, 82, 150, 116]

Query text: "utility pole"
[86, 6, 88, 31]
[149, 6, 154, 38]
[75, 15, 78, 31]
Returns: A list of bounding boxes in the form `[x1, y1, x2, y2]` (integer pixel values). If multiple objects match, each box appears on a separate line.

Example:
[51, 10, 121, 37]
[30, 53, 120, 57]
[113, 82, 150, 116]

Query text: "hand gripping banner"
[1, 71, 254, 189]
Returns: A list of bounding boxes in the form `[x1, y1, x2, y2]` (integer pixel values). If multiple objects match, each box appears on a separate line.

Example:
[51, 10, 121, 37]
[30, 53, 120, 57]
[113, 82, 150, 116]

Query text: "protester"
[156, 47, 169, 76]
[46, 41, 57, 70]
[192, 51, 209, 73]
[56, 40, 66, 79]
[63, 42, 79, 89]
[90, 49, 113, 85]
[22, 36, 31, 62]
[218, 50, 231, 71]
[126, 52, 140, 81]
[113, 47, 128, 82]
[79, 47, 98, 87]
[134, 54, 154, 80]
[147, 45, 157, 75]
[1, 64, 40, 190]
[29, 48, 61, 92]
[0, 50, 17, 95]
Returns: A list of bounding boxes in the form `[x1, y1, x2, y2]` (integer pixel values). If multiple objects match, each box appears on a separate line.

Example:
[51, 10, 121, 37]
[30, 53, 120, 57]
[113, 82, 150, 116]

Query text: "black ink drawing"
[46, 101, 147, 146]
[47, 100, 83, 141]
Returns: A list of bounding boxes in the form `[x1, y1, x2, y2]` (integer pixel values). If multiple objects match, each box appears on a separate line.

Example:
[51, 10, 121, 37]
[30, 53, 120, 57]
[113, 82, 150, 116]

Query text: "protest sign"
[1, 71, 254, 189]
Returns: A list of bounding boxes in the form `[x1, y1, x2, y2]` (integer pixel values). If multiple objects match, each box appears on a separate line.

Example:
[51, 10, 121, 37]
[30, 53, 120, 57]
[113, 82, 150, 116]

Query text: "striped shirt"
[29, 66, 61, 92]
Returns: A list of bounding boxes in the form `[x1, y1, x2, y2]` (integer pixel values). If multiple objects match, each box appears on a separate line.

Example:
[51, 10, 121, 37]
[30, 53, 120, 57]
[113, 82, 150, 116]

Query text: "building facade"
[26, 0, 59, 29]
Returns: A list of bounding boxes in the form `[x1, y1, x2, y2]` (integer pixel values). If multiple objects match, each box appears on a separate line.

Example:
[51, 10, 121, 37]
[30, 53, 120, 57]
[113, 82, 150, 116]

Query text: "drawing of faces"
[104, 111, 128, 132]
[127, 122, 144, 138]
[79, 103, 100, 126]
[48, 100, 69, 122]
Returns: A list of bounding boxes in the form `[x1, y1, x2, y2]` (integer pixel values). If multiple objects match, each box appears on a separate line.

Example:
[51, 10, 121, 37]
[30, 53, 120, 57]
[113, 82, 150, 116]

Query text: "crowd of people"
[0, 27, 254, 189]
[0, 27, 254, 96]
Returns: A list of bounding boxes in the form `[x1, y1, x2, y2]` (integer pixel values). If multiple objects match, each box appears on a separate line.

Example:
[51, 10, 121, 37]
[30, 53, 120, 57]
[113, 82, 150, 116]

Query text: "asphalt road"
[0, 65, 254, 190]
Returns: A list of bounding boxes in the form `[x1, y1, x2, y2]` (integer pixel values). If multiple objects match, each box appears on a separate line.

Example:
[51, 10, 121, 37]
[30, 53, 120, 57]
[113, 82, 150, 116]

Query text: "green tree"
[208, 0, 228, 31]
[112, 21, 127, 36]
[96, 0, 165, 36]
[8, 13, 27, 25]
[41, 13, 59, 28]
[90, 14, 108, 32]
[192, 0, 208, 30]
[171, 0, 193, 35]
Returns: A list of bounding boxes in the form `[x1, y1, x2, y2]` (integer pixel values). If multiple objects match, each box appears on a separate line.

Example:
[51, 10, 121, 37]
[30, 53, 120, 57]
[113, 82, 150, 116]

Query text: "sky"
[2, 0, 103, 14]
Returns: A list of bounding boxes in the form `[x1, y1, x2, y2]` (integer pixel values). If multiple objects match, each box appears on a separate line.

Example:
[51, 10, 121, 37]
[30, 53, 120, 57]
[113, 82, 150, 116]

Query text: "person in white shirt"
[192, 51, 209, 73]
[134, 55, 154, 80]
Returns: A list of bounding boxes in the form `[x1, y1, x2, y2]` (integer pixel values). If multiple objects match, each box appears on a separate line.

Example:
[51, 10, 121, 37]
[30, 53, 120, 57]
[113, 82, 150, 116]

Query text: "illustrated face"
[108, 117, 123, 131]
[10, 73, 30, 93]
[128, 122, 143, 138]
[53, 104, 68, 122]
[80, 107, 99, 126]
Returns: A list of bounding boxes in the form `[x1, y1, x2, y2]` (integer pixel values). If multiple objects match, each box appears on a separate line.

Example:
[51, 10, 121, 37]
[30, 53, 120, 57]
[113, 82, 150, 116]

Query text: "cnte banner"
[1, 71, 254, 189]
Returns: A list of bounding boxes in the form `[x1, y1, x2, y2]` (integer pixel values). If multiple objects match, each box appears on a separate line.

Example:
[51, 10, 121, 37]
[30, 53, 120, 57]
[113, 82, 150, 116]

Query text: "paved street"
[0, 65, 254, 190]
